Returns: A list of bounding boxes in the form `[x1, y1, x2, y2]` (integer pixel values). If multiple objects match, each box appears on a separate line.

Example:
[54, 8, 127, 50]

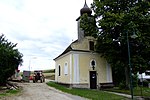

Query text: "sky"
[0, 0, 93, 71]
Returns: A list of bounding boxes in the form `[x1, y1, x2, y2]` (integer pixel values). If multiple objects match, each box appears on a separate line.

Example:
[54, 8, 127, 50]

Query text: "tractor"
[33, 70, 45, 83]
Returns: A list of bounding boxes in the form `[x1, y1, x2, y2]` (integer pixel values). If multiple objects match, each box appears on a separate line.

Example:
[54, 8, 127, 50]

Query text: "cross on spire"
[84, 0, 87, 7]
[85, 0, 87, 4]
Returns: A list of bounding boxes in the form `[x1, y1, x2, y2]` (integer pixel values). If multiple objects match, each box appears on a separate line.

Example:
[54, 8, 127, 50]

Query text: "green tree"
[80, 14, 98, 38]
[80, 0, 150, 87]
[0, 34, 23, 85]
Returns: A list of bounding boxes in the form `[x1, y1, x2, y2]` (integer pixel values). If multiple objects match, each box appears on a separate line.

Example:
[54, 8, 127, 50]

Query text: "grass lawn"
[0, 89, 20, 98]
[46, 82, 128, 100]
[105, 86, 150, 97]
[43, 73, 55, 80]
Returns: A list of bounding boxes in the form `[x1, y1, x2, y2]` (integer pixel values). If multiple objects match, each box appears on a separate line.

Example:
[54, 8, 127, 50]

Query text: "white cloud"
[0, 0, 93, 71]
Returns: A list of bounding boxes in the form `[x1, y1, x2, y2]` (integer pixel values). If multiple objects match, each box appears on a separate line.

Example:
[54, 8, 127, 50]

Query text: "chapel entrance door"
[90, 71, 97, 89]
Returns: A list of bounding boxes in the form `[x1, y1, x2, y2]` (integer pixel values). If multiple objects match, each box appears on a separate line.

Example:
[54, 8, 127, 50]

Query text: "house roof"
[53, 40, 77, 60]
[53, 40, 93, 60]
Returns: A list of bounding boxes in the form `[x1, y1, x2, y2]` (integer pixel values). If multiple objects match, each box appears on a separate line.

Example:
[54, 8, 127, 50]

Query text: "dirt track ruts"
[2, 80, 88, 100]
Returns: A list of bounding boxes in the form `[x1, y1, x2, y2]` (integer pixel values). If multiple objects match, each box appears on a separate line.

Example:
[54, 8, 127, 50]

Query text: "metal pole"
[29, 59, 31, 71]
[28, 57, 36, 71]
[127, 31, 134, 99]
[140, 72, 143, 98]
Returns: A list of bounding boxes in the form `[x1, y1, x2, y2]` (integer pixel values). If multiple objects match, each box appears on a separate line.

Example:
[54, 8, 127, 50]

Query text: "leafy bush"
[119, 81, 126, 89]
[0, 34, 23, 85]
[132, 74, 138, 87]
[142, 80, 150, 87]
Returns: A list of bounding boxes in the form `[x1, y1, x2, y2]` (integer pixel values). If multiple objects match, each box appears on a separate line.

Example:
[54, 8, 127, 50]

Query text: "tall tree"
[0, 34, 23, 85]
[80, 0, 150, 87]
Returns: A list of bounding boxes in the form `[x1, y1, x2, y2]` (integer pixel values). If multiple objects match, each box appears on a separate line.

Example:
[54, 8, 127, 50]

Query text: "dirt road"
[2, 80, 88, 100]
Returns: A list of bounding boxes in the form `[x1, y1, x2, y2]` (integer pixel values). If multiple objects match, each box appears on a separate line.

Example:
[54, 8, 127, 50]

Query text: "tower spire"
[83, 0, 88, 8]
[80, 0, 92, 16]
[76, 0, 92, 42]
[85, 0, 86, 4]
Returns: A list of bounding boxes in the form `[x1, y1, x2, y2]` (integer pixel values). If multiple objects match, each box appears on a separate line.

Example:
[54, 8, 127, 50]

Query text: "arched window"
[58, 65, 61, 76]
[90, 59, 96, 70]
[64, 62, 68, 75]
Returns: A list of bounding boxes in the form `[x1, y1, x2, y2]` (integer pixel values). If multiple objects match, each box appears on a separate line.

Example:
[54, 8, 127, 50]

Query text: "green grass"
[46, 82, 127, 100]
[43, 73, 55, 80]
[105, 87, 150, 97]
[0, 89, 21, 98]
[43, 69, 55, 73]
[43, 73, 55, 77]
[104, 87, 150, 97]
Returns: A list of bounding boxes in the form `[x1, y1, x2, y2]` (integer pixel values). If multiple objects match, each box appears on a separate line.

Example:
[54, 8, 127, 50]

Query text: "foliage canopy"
[80, 0, 150, 85]
[0, 34, 23, 85]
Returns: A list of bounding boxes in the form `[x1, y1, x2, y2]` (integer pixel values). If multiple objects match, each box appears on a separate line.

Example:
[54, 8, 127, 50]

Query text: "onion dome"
[80, 0, 92, 16]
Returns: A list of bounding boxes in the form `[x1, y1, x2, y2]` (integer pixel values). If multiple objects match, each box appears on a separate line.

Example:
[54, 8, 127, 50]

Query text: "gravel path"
[2, 80, 88, 100]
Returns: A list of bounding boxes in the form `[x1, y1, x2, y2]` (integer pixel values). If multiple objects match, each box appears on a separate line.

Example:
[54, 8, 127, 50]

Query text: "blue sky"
[0, 0, 93, 71]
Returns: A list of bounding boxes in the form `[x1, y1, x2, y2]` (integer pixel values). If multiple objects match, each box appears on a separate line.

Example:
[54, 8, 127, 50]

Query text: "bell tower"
[76, 0, 92, 42]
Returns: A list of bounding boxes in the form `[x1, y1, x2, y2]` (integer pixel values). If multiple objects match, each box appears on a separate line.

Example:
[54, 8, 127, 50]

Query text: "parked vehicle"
[137, 70, 150, 82]
[22, 71, 31, 82]
[33, 70, 45, 83]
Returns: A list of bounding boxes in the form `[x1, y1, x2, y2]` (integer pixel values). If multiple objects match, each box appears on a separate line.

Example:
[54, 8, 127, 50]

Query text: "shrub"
[119, 81, 126, 89]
